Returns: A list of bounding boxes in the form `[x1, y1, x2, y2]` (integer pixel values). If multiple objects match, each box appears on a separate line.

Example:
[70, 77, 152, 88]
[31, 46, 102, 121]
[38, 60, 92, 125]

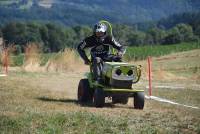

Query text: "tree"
[145, 34, 154, 45]
[128, 31, 146, 46]
[39, 25, 49, 52]
[45, 23, 66, 52]
[113, 24, 136, 46]
[194, 25, 200, 38]
[164, 27, 181, 44]
[147, 27, 166, 45]
[25, 22, 42, 43]
[2, 22, 43, 52]
[2, 22, 26, 46]
[176, 23, 194, 42]
[65, 27, 78, 49]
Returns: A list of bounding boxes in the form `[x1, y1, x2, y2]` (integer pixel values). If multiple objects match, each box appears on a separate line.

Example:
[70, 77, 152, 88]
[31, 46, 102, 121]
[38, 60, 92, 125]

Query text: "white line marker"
[155, 85, 185, 89]
[0, 74, 7, 77]
[146, 85, 185, 89]
[145, 95, 199, 109]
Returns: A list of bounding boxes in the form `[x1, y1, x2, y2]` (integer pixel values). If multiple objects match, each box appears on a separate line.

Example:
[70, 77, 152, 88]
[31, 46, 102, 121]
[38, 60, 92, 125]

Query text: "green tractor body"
[78, 62, 145, 109]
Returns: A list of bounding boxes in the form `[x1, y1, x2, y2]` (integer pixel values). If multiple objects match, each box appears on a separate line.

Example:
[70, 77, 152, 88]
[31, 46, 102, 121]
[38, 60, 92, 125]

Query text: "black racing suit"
[77, 34, 125, 82]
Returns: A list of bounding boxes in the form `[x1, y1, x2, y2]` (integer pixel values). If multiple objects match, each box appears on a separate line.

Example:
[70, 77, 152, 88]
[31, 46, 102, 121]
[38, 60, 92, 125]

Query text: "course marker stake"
[147, 56, 152, 96]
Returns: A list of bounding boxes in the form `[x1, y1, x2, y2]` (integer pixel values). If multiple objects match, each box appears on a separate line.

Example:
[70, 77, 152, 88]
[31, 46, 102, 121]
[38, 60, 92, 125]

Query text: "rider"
[77, 22, 126, 84]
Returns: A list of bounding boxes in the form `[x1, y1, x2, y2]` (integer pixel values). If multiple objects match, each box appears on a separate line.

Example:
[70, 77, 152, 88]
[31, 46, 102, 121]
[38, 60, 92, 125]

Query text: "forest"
[0, 12, 200, 53]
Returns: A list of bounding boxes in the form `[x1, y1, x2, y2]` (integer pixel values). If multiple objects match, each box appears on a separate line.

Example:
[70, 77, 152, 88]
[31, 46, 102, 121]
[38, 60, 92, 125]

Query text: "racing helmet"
[93, 22, 107, 37]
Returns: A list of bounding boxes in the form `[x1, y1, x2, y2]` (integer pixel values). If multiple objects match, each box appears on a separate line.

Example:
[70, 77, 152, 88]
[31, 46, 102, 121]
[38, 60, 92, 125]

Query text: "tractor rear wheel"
[93, 88, 105, 107]
[134, 92, 144, 109]
[78, 79, 93, 103]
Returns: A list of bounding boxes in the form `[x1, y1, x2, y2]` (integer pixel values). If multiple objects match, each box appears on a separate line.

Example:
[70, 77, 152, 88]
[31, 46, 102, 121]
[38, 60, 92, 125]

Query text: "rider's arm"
[108, 36, 126, 54]
[77, 40, 90, 63]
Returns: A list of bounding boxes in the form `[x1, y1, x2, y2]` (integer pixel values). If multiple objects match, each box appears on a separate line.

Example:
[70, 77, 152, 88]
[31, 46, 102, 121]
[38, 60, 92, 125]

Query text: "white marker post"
[148, 56, 152, 96]
[0, 48, 8, 76]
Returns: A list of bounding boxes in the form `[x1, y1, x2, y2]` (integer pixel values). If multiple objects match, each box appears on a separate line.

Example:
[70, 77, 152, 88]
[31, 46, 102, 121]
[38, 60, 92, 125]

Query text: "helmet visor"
[95, 31, 105, 37]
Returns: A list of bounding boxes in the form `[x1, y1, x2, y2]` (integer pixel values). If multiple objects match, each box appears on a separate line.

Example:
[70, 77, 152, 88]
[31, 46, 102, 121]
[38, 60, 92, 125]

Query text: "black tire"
[93, 88, 105, 107]
[78, 79, 93, 103]
[134, 92, 144, 109]
[112, 96, 128, 104]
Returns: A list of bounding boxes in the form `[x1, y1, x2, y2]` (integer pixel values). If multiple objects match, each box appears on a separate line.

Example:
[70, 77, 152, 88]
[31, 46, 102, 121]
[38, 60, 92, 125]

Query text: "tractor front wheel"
[93, 88, 105, 107]
[134, 92, 144, 109]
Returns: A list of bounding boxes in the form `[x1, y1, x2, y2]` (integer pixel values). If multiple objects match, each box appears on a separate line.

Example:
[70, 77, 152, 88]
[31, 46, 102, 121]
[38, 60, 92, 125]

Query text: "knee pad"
[95, 57, 102, 63]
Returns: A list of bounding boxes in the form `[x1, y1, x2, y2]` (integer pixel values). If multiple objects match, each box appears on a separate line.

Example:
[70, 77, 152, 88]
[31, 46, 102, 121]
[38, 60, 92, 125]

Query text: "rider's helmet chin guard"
[93, 22, 107, 38]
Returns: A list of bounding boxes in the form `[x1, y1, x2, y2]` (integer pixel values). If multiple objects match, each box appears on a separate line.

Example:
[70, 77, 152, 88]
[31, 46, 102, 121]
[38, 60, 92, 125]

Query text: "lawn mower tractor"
[77, 61, 144, 109]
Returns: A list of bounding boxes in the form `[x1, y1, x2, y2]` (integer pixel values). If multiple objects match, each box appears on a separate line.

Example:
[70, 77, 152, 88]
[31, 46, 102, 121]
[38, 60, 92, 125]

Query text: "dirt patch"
[192, 75, 200, 84]
[153, 69, 186, 80]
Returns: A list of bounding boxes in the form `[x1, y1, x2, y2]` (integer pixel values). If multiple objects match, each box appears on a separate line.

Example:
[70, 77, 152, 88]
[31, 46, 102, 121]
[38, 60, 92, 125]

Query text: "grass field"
[125, 42, 200, 61]
[0, 49, 200, 133]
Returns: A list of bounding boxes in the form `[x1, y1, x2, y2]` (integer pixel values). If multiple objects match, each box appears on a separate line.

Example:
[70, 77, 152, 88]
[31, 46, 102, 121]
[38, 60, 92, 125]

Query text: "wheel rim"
[93, 91, 96, 103]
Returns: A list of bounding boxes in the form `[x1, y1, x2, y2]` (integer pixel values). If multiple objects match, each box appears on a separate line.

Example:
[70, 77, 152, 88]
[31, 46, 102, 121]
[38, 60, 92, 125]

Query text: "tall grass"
[125, 42, 200, 61]
[9, 43, 84, 72]
[44, 49, 83, 72]
[22, 43, 42, 72]
[6, 42, 200, 67]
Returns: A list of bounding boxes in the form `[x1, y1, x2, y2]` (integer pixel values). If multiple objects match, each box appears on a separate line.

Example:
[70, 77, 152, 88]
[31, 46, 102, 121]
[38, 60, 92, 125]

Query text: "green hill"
[0, 0, 200, 25]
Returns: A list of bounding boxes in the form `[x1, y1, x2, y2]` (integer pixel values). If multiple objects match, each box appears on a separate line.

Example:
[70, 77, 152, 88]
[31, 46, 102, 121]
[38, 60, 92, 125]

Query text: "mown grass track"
[0, 70, 199, 133]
